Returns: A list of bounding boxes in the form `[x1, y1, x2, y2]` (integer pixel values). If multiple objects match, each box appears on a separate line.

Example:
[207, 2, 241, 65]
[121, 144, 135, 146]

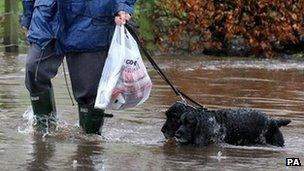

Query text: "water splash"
[16, 107, 106, 142]
[17, 107, 34, 134]
[72, 160, 78, 168]
[216, 151, 222, 161]
[210, 151, 227, 161]
[17, 107, 58, 137]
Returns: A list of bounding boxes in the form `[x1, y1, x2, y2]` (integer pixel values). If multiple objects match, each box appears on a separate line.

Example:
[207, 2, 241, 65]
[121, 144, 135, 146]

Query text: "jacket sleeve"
[21, 0, 35, 29]
[113, 0, 137, 15]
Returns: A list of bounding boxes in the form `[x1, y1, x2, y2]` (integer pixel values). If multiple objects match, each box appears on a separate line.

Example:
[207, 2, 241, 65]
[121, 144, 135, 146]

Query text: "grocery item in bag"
[94, 25, 152, 110]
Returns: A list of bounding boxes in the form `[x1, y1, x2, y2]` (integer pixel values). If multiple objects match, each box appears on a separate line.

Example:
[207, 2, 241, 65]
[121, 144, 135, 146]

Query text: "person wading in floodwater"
[21, 0, 136, 134]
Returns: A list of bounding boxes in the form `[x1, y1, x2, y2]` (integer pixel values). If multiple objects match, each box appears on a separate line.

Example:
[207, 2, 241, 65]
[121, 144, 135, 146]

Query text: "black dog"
[162, 102, 291, 147]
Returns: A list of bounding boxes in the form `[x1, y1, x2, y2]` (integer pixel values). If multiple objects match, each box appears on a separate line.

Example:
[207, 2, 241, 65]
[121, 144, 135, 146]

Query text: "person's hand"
[21, 26, 28, 36]
[115, 11, 131, 25]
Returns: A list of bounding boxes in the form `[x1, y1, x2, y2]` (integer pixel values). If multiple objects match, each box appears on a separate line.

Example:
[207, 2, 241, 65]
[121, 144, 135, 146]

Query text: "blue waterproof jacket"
[21, 0, 136, 53]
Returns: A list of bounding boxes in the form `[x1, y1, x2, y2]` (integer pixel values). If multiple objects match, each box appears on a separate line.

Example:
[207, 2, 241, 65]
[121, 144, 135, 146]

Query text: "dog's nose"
[161, 127, 166, 133]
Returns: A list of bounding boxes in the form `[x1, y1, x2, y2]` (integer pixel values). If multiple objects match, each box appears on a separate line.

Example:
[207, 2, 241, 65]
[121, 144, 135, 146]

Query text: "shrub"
[152, 0, 304, 57]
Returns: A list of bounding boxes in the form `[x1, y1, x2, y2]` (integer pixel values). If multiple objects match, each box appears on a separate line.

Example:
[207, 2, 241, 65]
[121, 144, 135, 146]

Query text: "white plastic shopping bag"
[94, 25, 152, 110]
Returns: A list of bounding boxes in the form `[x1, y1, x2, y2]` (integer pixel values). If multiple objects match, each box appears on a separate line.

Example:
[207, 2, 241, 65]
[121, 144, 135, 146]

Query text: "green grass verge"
[0, 1, 23, 13]
[0, 1, 4, 13]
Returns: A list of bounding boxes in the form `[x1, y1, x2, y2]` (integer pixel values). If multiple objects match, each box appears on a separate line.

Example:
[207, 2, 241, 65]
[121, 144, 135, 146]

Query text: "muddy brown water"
[0, 53, 303, 171]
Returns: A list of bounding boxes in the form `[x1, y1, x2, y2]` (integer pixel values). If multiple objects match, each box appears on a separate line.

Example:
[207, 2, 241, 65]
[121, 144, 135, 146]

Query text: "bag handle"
[119, 25, 125, 47]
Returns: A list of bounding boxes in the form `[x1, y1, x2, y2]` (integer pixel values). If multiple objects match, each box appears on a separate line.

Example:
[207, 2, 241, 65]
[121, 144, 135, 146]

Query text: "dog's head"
[161, 102, 195, 139]
[175, 111, 217, 145]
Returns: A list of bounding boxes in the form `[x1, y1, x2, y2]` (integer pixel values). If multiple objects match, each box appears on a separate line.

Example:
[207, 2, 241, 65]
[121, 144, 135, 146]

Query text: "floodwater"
[0, 53, 303, 171]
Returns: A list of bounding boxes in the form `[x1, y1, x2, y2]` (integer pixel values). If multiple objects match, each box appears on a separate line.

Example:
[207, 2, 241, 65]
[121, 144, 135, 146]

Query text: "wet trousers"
[25, 43, 108, 106]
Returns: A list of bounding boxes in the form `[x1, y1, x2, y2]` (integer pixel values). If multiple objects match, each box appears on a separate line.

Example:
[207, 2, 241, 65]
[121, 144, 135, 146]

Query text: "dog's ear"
[193, 117, 208, 145]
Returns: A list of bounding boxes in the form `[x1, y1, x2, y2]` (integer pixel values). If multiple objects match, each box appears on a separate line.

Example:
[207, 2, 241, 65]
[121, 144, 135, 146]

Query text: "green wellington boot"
[78, 105, 105, 135]
[30, 88, 57, 133]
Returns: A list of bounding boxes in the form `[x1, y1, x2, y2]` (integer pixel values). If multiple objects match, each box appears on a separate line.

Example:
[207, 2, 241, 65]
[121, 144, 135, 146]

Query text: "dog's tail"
[275, 119, 291, 127]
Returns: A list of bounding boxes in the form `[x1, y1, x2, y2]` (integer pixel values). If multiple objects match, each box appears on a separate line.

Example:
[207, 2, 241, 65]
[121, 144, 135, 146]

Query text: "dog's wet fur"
[161, 102, 291, 147]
